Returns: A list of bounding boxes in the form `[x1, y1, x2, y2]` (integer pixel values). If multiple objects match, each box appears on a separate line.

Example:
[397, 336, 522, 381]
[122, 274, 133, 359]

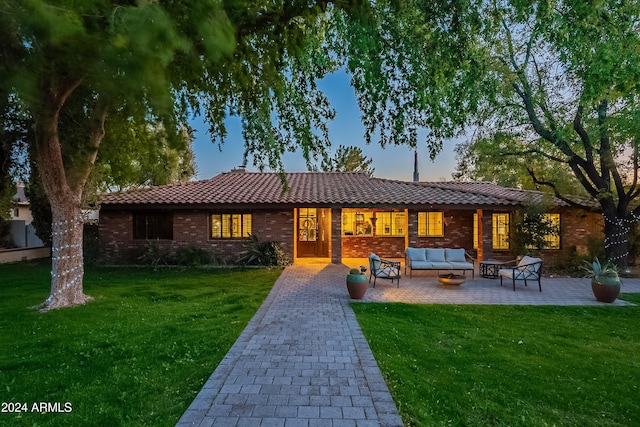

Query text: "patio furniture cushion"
[406, 247, 426, 262]
[445, 248, 466, 262]
[369, 253, 381, 271]
[429, 261, 453, 269]
[368, 253, 401, 288]
[448, 261, 474, 270]
[498, 256, 543, 291]
[517, 256, 541, 273]
[425, 248, 446, 262]
[411, 261, 434, 269]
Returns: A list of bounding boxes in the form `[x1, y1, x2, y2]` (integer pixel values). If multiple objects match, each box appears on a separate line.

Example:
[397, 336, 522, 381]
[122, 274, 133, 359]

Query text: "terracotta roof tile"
[100, 172, 573, 208]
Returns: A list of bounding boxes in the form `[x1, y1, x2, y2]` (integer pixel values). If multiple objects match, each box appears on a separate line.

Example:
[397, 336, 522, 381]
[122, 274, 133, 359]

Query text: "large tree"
[452, 1, 640, 267]
[1, 0, 487, 310]
[0, 0, 370, 310]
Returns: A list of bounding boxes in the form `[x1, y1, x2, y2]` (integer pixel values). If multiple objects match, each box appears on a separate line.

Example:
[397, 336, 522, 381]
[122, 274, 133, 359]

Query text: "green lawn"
[353, 295, 640, 427]
[0, 261, 280, 427]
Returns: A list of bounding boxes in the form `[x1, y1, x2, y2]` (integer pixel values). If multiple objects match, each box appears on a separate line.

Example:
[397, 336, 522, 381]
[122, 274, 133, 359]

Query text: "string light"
[46, 214, 86, 304]
[602, 213, 639, 263]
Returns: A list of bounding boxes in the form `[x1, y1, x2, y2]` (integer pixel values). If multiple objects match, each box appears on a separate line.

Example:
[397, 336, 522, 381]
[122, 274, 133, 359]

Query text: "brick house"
[98, 170, 603, 265]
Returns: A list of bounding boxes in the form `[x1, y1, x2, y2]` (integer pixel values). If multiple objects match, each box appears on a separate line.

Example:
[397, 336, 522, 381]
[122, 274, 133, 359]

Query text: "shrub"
[137, 240, 170, 270]
[238, 234, 290, 267]
[175, 246, 212, 266]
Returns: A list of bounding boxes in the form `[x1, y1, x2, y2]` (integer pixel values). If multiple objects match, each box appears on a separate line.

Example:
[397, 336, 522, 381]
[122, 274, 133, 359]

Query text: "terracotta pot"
[346, 274, 368, 300]
[591, 279, 621, 303]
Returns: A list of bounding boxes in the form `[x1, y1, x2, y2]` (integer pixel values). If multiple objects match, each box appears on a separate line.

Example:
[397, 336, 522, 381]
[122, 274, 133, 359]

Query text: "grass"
[353, 294, 640, 427]
[0, 260, 280, 427]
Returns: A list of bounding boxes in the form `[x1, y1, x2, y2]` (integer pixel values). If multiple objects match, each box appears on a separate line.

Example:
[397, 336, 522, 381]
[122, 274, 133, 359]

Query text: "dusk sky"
[190, 69, 462, 182]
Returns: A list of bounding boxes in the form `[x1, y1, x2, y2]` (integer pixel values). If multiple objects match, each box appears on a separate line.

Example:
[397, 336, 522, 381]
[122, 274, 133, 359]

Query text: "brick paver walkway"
[177, 262, 404, 427]
[178, 261, 640, 427]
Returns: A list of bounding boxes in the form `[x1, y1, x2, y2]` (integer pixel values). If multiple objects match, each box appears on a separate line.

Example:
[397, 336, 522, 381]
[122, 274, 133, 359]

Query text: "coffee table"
[479, 260, 506, 278]
[437, 273, 466, 286]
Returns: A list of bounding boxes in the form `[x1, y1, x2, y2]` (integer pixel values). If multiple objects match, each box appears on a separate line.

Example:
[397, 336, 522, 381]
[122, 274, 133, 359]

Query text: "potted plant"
[582, 258, 622, 303]
[346, 267, 368, 300]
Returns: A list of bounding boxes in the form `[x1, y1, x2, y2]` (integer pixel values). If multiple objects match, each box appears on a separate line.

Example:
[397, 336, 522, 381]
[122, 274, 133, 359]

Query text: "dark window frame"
[133, 212, 173, 240]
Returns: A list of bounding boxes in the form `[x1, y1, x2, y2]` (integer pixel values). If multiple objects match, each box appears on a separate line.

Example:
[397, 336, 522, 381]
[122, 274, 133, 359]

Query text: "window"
[375, 212, 406, 236]
[211, 213, 252, 238]
[299, 208, 317, 242]
[133, 212, 173, 240]
[418, 212, 444, 237]
[342, 211, 373, 236]
[473, 213, 478, 249]
[543, 213, 561, 249]
[492, 213, 510, 249]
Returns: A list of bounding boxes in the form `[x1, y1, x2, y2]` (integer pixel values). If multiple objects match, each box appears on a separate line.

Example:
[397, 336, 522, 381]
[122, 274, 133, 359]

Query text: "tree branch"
[501, 148, 566, 164]
[597, 99, 626, 203]
[526, 167, 598, 211]
[573, 105, 594, 164]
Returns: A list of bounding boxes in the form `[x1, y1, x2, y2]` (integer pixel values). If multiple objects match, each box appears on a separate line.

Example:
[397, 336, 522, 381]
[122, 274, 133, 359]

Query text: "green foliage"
[91, 121, 196, 194]
[321, 145, 375, 176]
[453, 134, 587, 196]
[335, 0, 485, 157]
[354, 302, 640, 426]
[237, 234, 290, 267]
[454, 0, 640, 264]
[349, 267, 361, 275]
[0, 217, 11, 248]
[175, 246, 212, 267]
[0, 262, 279, 426]
[582, 257, 620, 283]
[509, 201, 560, 254]
[138, 240, 171, 270]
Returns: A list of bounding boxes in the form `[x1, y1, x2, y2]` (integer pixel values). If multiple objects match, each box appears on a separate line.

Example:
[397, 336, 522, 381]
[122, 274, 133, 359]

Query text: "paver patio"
[178, 260, 640, 427]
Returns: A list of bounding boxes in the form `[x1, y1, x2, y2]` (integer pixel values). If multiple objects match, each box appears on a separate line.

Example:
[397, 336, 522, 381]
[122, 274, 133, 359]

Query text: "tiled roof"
[426, 181, 597, 208]
[99, 172, 577, 209]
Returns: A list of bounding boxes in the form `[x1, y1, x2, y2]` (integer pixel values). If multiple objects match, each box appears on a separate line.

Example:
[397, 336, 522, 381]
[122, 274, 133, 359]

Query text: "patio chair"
[368, 253, 401, 288]
[498, 256, 543, 291]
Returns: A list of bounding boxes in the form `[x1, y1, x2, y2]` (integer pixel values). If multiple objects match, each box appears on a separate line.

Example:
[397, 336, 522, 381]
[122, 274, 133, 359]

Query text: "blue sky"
[190, 70, 461, 182]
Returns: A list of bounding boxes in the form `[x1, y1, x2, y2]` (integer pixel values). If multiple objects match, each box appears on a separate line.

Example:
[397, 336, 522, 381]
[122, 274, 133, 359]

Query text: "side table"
[479, 260, 506, 278]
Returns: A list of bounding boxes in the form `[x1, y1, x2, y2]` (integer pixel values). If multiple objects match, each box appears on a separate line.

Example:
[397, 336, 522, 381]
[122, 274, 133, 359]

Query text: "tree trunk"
[45, 200, 91, 310]
[34, 89, 93, 311]
[603, 214, 631, 271]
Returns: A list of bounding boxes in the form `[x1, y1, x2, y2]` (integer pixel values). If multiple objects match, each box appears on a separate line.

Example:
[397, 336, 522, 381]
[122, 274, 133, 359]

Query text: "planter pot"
[346, 274, 368, 300]
[591, 279, 621, 303]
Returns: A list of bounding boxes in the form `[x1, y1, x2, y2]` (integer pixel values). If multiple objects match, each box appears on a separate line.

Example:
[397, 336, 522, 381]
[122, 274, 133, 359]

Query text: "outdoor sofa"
[405, 247, 475, 279]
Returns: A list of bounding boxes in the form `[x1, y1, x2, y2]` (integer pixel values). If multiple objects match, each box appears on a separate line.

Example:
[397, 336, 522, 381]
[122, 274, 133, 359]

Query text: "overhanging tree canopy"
[1, 0, 489, 310]
[452, 0, 640, 267]
[0, 0, 370, 310]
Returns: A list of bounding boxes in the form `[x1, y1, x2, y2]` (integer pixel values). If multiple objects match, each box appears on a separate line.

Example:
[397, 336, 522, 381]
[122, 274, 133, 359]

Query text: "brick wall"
[99, 208, 294, 263]
[99, 205, 604, 266]
[407, 209, 475, 252]
[342, 236, 405, 258]
[538, 209, 604, 267]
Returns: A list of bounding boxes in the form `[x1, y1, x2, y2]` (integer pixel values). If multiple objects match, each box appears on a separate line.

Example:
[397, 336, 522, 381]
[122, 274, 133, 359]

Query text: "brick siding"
[99, 206, 604, 266]
[99, 209, 294, 263]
